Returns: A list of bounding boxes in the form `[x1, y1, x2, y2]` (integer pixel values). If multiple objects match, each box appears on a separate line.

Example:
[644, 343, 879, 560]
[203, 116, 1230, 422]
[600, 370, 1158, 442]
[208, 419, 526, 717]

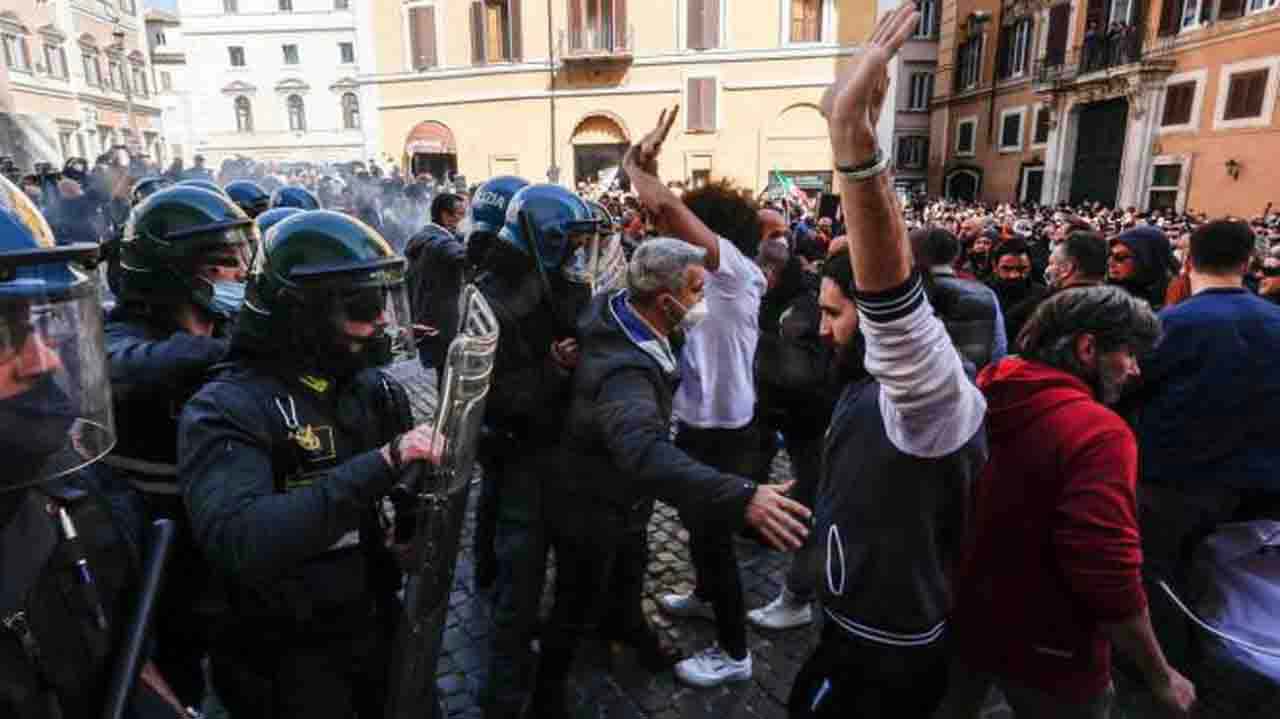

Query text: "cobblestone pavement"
[206, 362, 1280, 718]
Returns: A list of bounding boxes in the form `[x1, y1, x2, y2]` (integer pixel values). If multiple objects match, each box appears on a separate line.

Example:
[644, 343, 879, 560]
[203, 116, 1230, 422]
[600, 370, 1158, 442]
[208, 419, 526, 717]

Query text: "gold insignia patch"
[299, 375, 330, 394]
[290, 425, 337, 462]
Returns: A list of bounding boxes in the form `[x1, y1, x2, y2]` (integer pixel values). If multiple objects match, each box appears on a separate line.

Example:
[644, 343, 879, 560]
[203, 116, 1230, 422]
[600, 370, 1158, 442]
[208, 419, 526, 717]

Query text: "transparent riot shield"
[386, 284, 499, 719]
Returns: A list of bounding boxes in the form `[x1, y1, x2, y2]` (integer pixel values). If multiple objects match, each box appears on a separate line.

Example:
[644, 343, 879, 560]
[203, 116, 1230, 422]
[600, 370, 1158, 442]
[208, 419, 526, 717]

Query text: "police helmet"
[179, 178, 228, 197]
[0, 176, 115, 488]
[467, 176, 529, 238]
[236, 211, 414, 376]
[226, 180, 271, 218]
[131, 176, 174, 206]
[255, 207, 303, 238]
[497, 184, 600, 272]
[270, 185, 322, 211]
[119, 186, 257, 320]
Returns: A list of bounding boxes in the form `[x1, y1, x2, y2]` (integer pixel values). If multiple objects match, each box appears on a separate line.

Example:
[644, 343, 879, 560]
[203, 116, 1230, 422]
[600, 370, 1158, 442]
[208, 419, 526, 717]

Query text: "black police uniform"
[1, 474, 174, 719]
[178, 363, 411, 719]
[103, 307, 228, 708]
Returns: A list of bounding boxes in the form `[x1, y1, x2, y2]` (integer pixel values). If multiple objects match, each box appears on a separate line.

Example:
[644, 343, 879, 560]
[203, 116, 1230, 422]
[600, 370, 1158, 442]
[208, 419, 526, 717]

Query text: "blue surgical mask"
[209, 281, 246, 319]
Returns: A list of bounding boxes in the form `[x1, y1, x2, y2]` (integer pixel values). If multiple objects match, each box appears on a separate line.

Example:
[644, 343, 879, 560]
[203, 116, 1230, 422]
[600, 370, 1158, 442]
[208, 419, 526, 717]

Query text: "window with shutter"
[1158, 0, 1184, 35]
[1219, 0, 1246, 18]
[1045, 4, 1069, 66]
[688, 0, 720, 50]
[1224, 69, 1268, 120]
[470, 1, 487, 64]
[687, 77, 717, 131]
[1161, 82, 1195, 126]
[791, 0, 823, 43]
[408, 6, 438, 70]
[1033, 106, 1052, 144]
[510, 0, 524, 60]
[999, 111, 1023, 150]
[956, 118, 977, 154]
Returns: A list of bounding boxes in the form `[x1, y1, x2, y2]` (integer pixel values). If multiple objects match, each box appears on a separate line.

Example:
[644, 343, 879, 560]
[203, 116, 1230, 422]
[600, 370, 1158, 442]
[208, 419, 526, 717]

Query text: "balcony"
[1033, 31, 1175, 96]
[560, 24, 634, 65]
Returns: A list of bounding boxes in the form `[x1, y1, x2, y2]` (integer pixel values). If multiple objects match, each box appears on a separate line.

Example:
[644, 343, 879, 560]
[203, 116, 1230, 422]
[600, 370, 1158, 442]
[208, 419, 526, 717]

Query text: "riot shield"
[386, 284, 499, 719]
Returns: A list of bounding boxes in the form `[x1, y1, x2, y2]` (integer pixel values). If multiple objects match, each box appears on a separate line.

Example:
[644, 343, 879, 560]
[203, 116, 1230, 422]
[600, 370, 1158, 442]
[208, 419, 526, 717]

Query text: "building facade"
[358, 0, 882, 195]
[145, 8, 196, 167]
[178, 0, 367, 165]
[891, 0, 941, 195]
[931, 0, 1280, 217]
[0, 0, 163, 170]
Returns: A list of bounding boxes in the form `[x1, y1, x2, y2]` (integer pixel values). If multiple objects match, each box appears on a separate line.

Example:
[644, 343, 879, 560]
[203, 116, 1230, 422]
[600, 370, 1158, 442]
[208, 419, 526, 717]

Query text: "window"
[907, 72, 934, 111]
[279, 0, 293, 11]
[1044, 3, 1069, 66]
[44, 43, 68, 79]
[1223, 68, 1269, 120]
[1032, 105, 1052, 145]
[686, 76, 718, 132]
[1162, 81, 1195, 126]
[999, 107, 1025, 152]
[82, 52, 102, 87]
[235, 96, 253, 133]
[1182, 0, 1202, 28]
[997, 19, 1032, 80]
[224, 0, 238, 12]
[896, 136, 928, 170]
[107, 60, 122, 90]
[914, 0, 938, 38]
[789, 0, 825, 43]
[407, 5, 439, 70]
[341, 92, 360, 129]
[59, 131, 73, 159]
[1148, 157, 1189, 212]
[132, 67, 147, 97]
[339, 42, 355, 64]
[283, 44, 300, 65]
[161, 70, 172, 91]
[1111, 0, 1134, 24]
[471, 0, 520, 64]
[2, 34, 31, 73]
[956, 36, 983, 91]
[1248, 0, 1278, 13]
[229, 46, 245, 67]
[687, 0, 721, 50]
[286, 94, 306, 131]
[955, 116, 977, 155]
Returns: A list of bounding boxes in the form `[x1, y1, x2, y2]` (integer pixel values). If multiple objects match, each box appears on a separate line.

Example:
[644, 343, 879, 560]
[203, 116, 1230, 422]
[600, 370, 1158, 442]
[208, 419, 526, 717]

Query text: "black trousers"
[675, 421, 759, 659]
[538, 495, 652, 684]
[789, 623, 950, 718]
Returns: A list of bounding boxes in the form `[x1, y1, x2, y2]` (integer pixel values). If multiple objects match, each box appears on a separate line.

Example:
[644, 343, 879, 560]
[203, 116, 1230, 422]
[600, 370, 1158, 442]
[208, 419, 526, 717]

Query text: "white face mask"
[670, 296, 709, 333]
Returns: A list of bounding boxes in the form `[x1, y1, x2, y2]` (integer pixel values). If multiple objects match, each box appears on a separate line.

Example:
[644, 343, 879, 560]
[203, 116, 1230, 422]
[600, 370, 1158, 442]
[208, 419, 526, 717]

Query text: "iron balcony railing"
[560, 24, 635, 59]
[1033, 28, 1166, 90]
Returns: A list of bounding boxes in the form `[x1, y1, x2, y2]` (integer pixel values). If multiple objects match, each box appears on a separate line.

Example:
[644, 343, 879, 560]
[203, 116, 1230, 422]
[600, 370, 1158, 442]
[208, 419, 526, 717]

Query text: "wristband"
[836, 148, 891, 182]
[388, 433, 406, 473]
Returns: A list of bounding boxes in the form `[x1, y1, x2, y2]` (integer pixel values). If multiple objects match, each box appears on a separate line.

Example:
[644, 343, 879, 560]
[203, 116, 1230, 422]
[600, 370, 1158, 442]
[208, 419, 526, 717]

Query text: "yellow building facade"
[356, 0, 879, 194]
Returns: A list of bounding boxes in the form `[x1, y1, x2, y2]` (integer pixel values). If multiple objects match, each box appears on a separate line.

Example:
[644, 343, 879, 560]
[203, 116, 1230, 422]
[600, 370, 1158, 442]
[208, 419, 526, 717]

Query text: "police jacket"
[558, 291, 756, 521]
[177, 361, 410, 630]
[104, 307, 228, 498]
[0, 475, 149, 719]
[405, 224, 465, 368]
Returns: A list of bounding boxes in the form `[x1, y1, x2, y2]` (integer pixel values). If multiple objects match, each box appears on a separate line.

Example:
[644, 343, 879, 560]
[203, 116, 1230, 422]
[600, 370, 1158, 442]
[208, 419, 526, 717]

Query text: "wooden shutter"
[1219, 0, 1246, 18]
[569, 0, 583, 39]
[470, 1, 487, 65]
[688, 0, 706, 49]
[1161, 82, 1193, 126]
[509, 0, 523, 60]
[703, 0, 719, 50]
[408, 6, 437, 69]
[1045, 4, 1069, 65]
[996, 25, 1011, 79]
[1225, 69, 1268, 120]
[792, 0, 820, 43]
[688, 77, 715, 131]
[1158, 0, 1183, 37]
[616, 0, 628, 50]
[701, 77, 716, 130]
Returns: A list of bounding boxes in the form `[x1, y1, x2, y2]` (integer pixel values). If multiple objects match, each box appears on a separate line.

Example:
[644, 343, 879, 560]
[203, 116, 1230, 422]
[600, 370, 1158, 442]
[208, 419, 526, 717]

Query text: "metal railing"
[561, 24, 634, 58]
[1033, 29, 1169, 90]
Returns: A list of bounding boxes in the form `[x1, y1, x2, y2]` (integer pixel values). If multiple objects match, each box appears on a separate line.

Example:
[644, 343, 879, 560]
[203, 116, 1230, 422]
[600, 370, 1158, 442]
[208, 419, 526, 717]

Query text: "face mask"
[669, 296, 709, 333]
[0, 374, 78, 489]
[209, 281, 246, 319]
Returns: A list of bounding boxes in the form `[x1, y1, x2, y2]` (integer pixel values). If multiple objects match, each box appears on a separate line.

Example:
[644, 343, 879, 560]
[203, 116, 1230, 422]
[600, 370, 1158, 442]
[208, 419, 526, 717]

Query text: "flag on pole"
[772, 171, 812, 210]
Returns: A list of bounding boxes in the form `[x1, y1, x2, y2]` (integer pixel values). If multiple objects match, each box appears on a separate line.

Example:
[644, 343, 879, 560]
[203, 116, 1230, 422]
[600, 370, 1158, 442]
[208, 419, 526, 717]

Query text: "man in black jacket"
[912, 226, 1006, 370]
[404, 192, 466, 369]
[533, 112, 810, 718]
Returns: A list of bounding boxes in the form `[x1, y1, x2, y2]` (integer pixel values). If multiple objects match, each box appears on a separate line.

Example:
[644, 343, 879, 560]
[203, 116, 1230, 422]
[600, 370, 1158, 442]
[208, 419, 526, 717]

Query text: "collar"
[609, 290, 678, 376]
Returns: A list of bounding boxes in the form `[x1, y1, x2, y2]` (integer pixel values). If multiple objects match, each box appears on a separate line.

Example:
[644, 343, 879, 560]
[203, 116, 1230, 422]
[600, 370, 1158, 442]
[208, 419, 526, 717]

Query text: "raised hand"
[821, 1, 920, 167]
[625, 105, 679, 178]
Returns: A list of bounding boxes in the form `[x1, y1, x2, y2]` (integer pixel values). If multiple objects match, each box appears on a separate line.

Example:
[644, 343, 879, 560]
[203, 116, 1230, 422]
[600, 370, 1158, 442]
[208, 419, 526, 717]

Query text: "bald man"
[759, 208, 789, 250]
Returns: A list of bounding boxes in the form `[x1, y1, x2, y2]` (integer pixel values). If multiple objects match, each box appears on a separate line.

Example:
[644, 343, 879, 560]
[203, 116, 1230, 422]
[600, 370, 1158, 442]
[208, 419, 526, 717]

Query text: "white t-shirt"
[673, 236, 766, 429]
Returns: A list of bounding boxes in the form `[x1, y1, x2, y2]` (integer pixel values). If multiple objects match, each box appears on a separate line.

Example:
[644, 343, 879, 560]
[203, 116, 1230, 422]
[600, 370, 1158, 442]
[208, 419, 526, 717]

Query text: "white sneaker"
[657, 592, 715, 621]
[675, 644, 752, 687]
[747, 591, 813, 630]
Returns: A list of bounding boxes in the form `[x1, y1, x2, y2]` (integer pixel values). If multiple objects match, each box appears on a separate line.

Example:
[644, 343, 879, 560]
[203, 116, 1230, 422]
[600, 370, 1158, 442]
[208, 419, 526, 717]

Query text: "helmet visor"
[334, 280, 417, 366]
[0, 272, 115, 490]
[563, 230, 627, 295]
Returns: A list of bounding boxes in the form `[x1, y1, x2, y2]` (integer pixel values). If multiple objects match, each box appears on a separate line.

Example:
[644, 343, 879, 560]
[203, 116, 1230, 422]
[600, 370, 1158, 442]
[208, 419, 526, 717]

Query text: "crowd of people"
[3, 3, 1279, 718]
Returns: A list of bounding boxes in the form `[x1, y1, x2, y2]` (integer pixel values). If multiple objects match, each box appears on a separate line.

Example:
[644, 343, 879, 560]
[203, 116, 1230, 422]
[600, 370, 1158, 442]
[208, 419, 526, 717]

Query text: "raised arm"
[621, 107, 722, 271]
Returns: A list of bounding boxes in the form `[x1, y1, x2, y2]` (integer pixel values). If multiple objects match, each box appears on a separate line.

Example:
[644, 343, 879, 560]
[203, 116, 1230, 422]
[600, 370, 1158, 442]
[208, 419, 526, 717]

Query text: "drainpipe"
[547, 0, 559, 183]
[986, 2, 1004, 146]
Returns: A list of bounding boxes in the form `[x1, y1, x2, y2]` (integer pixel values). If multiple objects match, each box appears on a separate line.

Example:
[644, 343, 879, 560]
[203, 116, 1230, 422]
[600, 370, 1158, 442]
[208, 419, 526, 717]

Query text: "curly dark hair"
[1016, 285, 1161, 374]
[681, 179, 761, 259]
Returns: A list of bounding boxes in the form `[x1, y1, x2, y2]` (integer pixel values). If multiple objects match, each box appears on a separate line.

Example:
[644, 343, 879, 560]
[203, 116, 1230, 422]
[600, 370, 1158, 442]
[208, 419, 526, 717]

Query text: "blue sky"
[146, 0, 178, 10]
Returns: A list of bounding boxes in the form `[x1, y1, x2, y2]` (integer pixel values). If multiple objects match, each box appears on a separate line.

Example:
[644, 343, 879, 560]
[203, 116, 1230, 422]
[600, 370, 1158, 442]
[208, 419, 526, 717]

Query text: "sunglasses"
[341, 288, 388, 323]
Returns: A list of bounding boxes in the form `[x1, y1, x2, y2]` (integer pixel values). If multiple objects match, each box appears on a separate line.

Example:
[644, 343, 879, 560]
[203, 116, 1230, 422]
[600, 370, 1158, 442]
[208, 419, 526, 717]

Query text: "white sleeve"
[857, 277, 987, 458]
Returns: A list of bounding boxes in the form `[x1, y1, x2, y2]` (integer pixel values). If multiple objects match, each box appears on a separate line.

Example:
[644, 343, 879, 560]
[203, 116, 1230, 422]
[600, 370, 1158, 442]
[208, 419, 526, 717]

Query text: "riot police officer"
[475, 183, 639, 718]
[177, 179, 227, 198]
[102, 184, 257, 709]
[226, 180, 271, 219]
[0, 176, 186, 718]
[269, 185, 321, 211]
[131, 176, 174, 206]
[177, 211, 443, 719]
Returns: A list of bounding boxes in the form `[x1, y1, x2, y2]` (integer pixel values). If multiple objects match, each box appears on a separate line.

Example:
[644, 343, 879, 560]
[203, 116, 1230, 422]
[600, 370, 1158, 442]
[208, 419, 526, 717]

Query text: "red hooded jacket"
[953, 357, 1148, 701]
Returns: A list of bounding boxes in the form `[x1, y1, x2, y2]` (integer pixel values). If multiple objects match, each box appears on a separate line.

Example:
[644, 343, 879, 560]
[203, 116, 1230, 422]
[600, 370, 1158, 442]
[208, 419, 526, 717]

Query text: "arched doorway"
[404, 121, 458, 181]
[765, 104, 832, 198]
[571, 113, 630, 190]
[945, 168, 982, 202]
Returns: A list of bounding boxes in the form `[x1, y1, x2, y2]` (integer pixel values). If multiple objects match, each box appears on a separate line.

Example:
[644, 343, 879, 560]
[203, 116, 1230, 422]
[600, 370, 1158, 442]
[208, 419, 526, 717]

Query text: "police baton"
[103, 518, 176, 719]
